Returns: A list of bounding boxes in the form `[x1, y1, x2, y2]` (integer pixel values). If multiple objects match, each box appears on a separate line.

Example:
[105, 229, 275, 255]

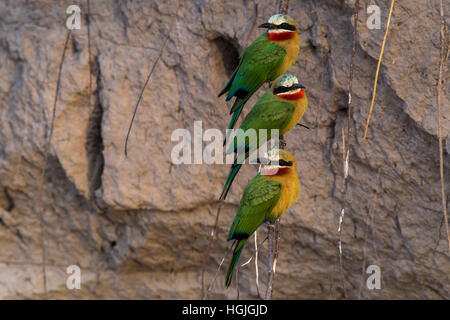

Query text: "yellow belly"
[276, 33, 300, 75]
[267, 172, 300, 221]
[281, 96, 308, 135]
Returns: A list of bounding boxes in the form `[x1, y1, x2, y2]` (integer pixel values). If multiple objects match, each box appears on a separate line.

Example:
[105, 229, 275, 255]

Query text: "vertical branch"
[437, 0, 450, 253]
[201, 203, 223, 298]
[204, 1, 259, 299]
[265, 223, 274, 300]
[123, 35, 170, 157]
[363, 0, 395, 139]
[264, 0, 289, 301]
[337, 0, 360, 299]
[124, 4, 181, 156]
[236, 266, 240, 299]
[39, 29, 72, 299]
[337, 208, 346, 297]
[43, 30, 72, 171]
[86, 0, 93, 111]
[203, 242, 234, 299]
[265, 221, 280, 300]
[358, 168, 381, 298]
[278, 0, 289, 15]
[254, 231, 261, 298]
[237, 256, 253, 300]
[244, 2, 259, 46]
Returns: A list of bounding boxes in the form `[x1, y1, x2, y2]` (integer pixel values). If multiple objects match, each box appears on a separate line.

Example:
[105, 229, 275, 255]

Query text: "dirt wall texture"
[0, 0, 449, 299]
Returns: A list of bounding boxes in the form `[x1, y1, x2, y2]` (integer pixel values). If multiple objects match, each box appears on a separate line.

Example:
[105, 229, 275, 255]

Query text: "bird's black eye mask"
[277, 159, 293, 167]
[257, 158, 293, 167]
[258, 23, 296, 31]
[273, 83, 305, 95]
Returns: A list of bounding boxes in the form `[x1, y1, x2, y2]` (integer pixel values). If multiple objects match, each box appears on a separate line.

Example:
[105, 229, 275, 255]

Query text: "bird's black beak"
[258, 23, 272, 29]
[292, 83, 305, 89]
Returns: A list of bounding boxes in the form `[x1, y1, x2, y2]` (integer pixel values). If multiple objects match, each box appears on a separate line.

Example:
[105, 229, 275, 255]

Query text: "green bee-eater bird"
[220, 74, 307, 200]
[224, 148, 300, 287]
[218, 14, 300, 130]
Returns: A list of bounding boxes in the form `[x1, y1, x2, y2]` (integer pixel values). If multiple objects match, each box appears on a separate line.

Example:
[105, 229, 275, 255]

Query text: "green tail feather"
[223, 95, 251, 146]
[218, 77, 234, 99]
[225, 239, 247, 288]
[219, 163, 242, 200]
[223, 103, 245, 146]
[228, 103, 245, 130]
[218, 62, 241, 98]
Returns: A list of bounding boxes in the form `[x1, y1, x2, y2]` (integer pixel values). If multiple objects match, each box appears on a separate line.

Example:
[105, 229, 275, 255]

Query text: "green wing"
[222, 34, 287, 102]
[228, 174, 282, 241]
[228, 91, 295, 154]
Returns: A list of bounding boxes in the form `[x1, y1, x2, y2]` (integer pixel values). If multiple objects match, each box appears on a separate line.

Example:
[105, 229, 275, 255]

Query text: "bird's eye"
[273, 86, 291, 94]
[278, 160, 293, 167]
[279, 23, 296, 31]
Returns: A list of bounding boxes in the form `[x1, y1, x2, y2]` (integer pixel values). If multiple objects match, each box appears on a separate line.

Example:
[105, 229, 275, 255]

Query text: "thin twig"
[204, 228, 267, 299]
[87, 0, 93, 118]
[347, 0, 359, 149]
[244, 3, 259, 46]
[203, 242, 234, 299]
[337, 208, 346, 297]
[236, 264, 240, 299]
[124, 4, 181, 156]
[358, 168, 381, 298]
[254, 231, 261, 298]
[368, 175, 389, 298]
[39, 29, 72, 299]
[263, 0, 289, 301]
[337, 0, 360, 299]
[124, 35, 170, 157]
[363, 0, 395, 139]
[344, 0, 359, 188]
[278, 0, 289, 15]
[233, 234, 268, 299]
[201, 203, 223, 298]
[207, 1, 260, 299]
[203, 237, 267, 299]
[84, 0, 101, 282]
[337, 0, 360, 298]
[437, 0, 450, 254]
[240, 257, 253, 267]
[265, 221, 280, 300]
[342, 126, 346, 186]
[265, 223, 273, 299]
[44, 30, 71, 170]
[236, 256, 253, 300]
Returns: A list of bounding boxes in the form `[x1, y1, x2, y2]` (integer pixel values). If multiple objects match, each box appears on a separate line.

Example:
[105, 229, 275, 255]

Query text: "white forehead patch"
[268, 14, 289, 25]
[266, 149, 280, 162]
[278, 74, 299, 87]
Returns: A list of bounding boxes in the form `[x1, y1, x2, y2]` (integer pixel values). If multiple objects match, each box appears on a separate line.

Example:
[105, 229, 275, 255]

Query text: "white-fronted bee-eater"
[218, 14, 301, 130]
[224, 148, 300, 287]
[220, 74, 307, 200]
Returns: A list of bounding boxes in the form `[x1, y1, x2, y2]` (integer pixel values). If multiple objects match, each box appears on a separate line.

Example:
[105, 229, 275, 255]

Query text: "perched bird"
[220, 74, 307, 200]
[218, 14, 301, 130]
[224, 148, 300, 287]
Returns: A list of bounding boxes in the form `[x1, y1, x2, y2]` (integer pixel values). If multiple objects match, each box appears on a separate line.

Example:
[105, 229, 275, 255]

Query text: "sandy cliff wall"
[0, 0, 448, 299]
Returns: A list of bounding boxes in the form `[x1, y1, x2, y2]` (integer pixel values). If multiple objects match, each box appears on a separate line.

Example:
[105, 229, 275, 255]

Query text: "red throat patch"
[268, 31, 295, 41]
[277, 89, 304, 100]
